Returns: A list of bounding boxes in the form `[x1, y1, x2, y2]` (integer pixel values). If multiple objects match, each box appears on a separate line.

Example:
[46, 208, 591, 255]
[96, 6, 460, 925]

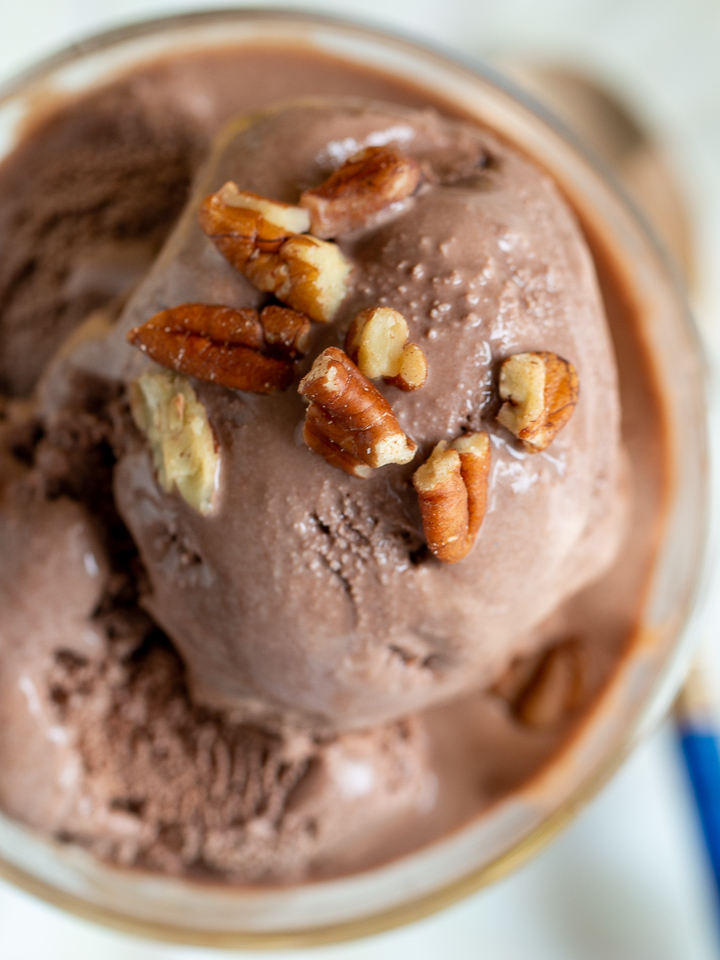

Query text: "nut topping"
[129, 369, 220, 515]
[245, 235, 352, 324]
[259, 305, 312, 359]
[218, 185, 312, 234]
[199, 183, 352, 324]
[299, 346, 417, 477]
[413, 432, 491, 563]
[301, 146, 422, 239]
[302, 411, 372, 479]
[198, 182, 310, 270]
[497, 351, 579, 452]
[127, 304, 295, 394]
[494, 641, 583, 728]
[514, 642, 582, 727]
[345, 307, 428, 391]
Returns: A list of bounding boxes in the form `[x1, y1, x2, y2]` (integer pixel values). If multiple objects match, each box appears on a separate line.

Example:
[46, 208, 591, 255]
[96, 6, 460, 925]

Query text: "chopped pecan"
[345, 306, 427, 391]
[389, 342, 428, 392]
[198, 182, 310, 270]
[222, 187, 312, 234]
[301, 146, 422, 238]
[127, 304, 294, 394]
[497, 351, 579, 452]
[298, 346, 417, 476]
[303, 409, 372, 479]
[413, 432, 490, 563]
[495, 641, 583, 728]
[245, 235, 352, 324]
[199, 183, 352, 323]
[129, 369, 219, 515]
[259, 305, 312, 359]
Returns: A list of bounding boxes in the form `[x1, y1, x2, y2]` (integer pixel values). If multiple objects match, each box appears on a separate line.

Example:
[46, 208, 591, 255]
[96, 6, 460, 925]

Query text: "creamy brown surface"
[102, 101, 625, 728]
[0, 46, 667, 883]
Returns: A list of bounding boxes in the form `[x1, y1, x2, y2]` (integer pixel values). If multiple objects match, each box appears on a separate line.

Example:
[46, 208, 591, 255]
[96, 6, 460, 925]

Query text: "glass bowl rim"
[0, 7, 711, 948]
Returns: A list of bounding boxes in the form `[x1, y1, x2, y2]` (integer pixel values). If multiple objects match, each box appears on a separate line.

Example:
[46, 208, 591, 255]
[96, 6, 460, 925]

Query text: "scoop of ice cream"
[0, 396, 435, 881]
[42, 634, 435, 883]
[0, 411, 110, 831]
[72, 101, 624, 730]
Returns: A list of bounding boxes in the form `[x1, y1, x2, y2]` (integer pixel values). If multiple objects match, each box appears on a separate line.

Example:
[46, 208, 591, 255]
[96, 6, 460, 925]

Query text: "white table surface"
[2, 1, 720, 957]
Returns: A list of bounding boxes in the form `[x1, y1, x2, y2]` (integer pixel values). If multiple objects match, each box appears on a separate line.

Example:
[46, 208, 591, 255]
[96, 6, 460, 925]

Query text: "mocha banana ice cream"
[0, 47, 666, 883]
[98, 100, 624, 728]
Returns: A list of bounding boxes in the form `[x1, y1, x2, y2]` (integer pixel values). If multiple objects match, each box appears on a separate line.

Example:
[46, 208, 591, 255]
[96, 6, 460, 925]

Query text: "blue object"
[679, 726, 720, 909]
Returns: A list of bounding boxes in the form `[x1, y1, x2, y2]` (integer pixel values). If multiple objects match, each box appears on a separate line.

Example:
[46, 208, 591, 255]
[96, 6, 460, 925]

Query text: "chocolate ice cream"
[85, 100, 624, 729]
[0, 46, 667, 884]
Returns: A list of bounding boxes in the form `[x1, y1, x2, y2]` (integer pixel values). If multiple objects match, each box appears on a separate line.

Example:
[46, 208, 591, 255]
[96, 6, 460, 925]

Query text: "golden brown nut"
[298, 346, 417, 476]
[126, 304, 294, 394]
[494, 642, 583, 728]
[413, 432, 491, 563]
[301, 146, 422, 238]
[497, 351, 579, 452]
[259, 305, 312, 359]
[303, 409, 372, 479]
[246, 235, 352, 324]
[198, 181, 310, 270]
[345, 307, 428, 391]
[387, 342, 429, 392]
[129, 369, 219, 515]
[221, 186, 312, 234]
[199, 183, 352, 324]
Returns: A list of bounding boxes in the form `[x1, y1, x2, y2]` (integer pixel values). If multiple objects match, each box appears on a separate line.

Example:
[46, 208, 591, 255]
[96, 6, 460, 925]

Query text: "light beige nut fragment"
[246, 235, 352, 324]
[413, 432, 490, 563]
[497, 351, 579, 452]
[199, 183, 352, 324]
[300, 146, 422, 239]
[282, 235, 352, 324]
[298, 346, 417, 477]
[129, 369, 219, 515]
[388, 341, 428, 392]
[345, 307, 428, 391]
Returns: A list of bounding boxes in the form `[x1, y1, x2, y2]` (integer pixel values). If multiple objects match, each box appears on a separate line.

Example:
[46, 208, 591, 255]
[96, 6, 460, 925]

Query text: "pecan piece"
[301, 146, 422, 238]
[245, 235, 352, 324]
[494, 641, 583, 729]
[129, 370, 219, 515]
[298, 346, 417, 476]
[515, 642, 582, 727]
[198, 182, 310, 270]
[199, 184, 352, 323]
[303, 409, 372, 479]
[413, 432, 490, 563]
[259, 305, 312, 359]
[345, 306, 427, 391]
[127, 304, 294, 394]
[497, 351, 579, 452]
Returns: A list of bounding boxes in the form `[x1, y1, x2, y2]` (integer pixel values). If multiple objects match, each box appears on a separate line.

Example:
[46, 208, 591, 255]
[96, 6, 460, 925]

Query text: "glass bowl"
[0, 8, 710, 947]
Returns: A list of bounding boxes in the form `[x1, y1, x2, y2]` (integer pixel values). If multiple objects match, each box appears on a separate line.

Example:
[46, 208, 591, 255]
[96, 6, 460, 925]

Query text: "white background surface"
[2, 1, 720, 958]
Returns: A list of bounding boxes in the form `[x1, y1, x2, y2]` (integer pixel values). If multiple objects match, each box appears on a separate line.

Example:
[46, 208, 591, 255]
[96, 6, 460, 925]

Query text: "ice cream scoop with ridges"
[84, 99, 627, 730]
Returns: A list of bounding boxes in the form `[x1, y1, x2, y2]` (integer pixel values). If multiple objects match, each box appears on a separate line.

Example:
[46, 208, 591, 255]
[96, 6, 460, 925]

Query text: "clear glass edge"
[0, 7, 711, 947]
